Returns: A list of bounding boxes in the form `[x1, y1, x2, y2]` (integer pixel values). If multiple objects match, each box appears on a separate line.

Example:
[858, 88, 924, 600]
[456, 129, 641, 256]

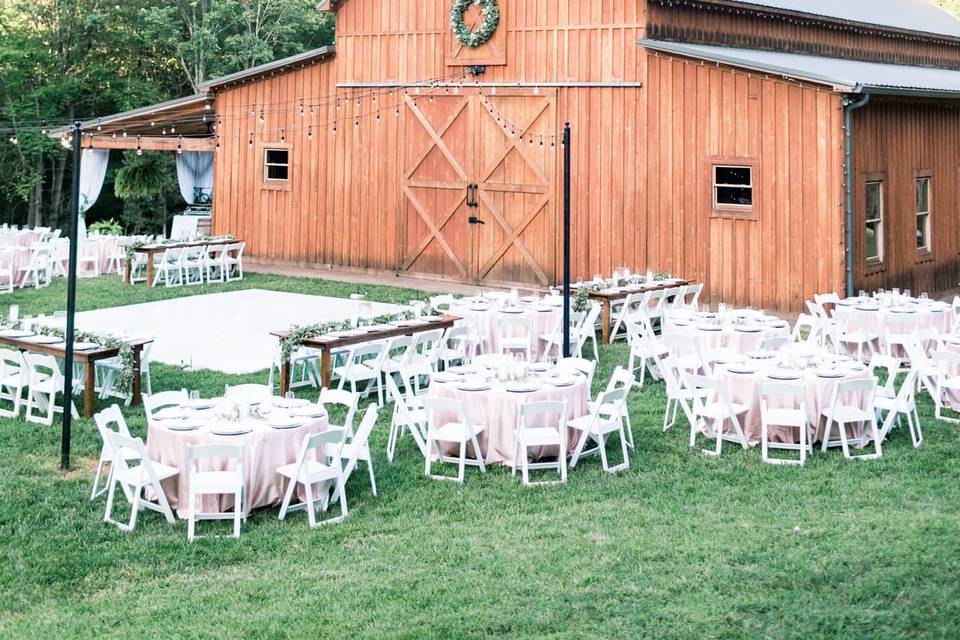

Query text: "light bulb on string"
[281, 127, 286, 143]
[307, 125, 313, 140]
[176, 135, 183, 154]
[136, 135, 143, 156]
[248, 131, 254, 147]
[259, 109, 265, 124]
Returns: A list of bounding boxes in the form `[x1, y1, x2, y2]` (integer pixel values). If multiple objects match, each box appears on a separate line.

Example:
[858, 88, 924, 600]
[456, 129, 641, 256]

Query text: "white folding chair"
[568, 386, 630, 473]
[685, 374, 749, 456]
[77, 239, 101, 278]
[437, 326, 471, 369]
[90, 404, 140, 500]
[496, 314, 534, 361]
[409, 329, 445, 371]
[626, 314, 666, 387]
[590, 366, 637, 449]
[278, 426, 351, 528]
[610, 292, 649, 343]
[572, 302, 602, 360]
[513, 400, 568, 486]
[181, 244, 207, 285]
[820, 378, 881, 460]
[833, 307, 878, 362]
[759, 336, 790, 352]
[186, 443, 246, 540]
[334, 342, 387, 405]
[385, 363, 430, 462]
[0, 347, 24, 417]
[224, 383, 273, 404]
[204, 244, 227, 283]
[223, 242, 245, 282]
[876, 369, 922, 448]
[758, 382, 813, 466]
[336, 403, 379, 498]
[659, 354, 697, 432]
[933, 350, 960, 424]
[24, 352, 78, 426]
[317, 388, 376, 495]
[422, 396, 486, 483]
[17, 245, 52, 289]
[791, 313, 821, 345]
[662, 333, 709, 375]
[0, 249, 16, 294]
[379, 336, 414, 379]
[97, 340, 153, 403]
[142, 389, 189, 427]
[152, 247, 184, 287]
[102, 432, 177, 532]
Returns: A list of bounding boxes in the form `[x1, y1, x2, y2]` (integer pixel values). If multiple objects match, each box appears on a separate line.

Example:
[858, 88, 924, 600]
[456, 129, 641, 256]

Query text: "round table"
[429, 368, 590, 466]
[713, 355, 873, 446]
[836, 297, 954, 337]
[147, 403, 328, 518]
[450, 298, 563, 361]
[663, 313, 791, 357]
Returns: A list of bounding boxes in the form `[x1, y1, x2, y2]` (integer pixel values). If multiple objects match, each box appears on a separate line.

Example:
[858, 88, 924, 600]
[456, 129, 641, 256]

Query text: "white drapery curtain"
[79, 148, 110, 213]
[175, 151, 214, 205]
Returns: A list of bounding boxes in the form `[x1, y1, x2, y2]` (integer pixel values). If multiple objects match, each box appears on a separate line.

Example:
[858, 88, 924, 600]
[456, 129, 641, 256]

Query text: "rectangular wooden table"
[122, 239, 234, 287]
[271, 315, 460, 394]
[581, 279, 692, 344]
[0, 335, 152, 417]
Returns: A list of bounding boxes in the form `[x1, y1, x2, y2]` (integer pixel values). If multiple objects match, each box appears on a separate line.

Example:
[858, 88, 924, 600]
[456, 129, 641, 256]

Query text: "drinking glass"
[190, 390, 200, 401]
[8, 305, 18, 323]
[285, 390, 295, 400]
[904, 289, 912, 299]
[921, 292, 929, 300]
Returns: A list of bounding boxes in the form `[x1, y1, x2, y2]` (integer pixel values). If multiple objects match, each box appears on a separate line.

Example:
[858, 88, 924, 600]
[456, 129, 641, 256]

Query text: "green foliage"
[87, 218, 122, 235]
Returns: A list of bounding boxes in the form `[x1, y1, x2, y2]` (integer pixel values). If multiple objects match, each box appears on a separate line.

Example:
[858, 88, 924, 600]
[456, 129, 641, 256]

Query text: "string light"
[176, 134, 183, 154]
[136, 135, 142, 156]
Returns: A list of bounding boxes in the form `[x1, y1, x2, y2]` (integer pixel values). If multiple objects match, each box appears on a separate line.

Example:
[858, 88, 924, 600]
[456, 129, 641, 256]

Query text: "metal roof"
[725, 0, 960, 39]
[201, 46, 336, 90]
[640, 39, 960, 97]
[49, 93, 213, 136]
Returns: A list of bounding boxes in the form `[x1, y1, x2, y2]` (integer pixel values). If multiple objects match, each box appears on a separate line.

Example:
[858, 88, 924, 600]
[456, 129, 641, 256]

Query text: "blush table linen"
[713, 364, 873, 446]
[663, 318, 791, 356]
[451, 302, 562, 361]
[148, 415, 328, 519]
[430, 376, 590, 466]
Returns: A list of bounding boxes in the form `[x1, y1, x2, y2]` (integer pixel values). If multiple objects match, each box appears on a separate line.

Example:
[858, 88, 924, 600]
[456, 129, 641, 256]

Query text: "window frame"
[915, 171, 933, 259]
[706, 156, 760, 221]
[864, 177, 885, 266]
[259, 142, 292, 191]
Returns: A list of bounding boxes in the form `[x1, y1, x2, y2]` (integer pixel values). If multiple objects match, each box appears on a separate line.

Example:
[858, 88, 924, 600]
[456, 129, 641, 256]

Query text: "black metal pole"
[61, 122, 82, 470]
[561, 123, 572, 358]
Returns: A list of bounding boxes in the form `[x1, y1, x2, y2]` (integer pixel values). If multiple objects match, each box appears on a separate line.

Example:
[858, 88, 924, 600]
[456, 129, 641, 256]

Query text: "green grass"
[0, 275, 959, 638]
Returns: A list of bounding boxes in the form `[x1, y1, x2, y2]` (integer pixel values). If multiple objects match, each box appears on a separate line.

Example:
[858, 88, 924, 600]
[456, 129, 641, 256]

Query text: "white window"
[713, 165, 753, 208]
[916, 177, 931, 252]
[865, 181, 883, 262]
[264, 148, 290, 182]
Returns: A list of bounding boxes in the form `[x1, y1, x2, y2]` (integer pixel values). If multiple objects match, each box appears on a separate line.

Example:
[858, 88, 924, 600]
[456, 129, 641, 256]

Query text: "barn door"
[400, 93, 474, 279]
[401, 89, 556, 286]
[472, 90, 557, 286]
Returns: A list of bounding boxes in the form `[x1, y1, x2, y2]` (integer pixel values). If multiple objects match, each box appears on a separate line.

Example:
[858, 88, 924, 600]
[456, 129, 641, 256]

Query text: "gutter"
[843, 93, 871, 298]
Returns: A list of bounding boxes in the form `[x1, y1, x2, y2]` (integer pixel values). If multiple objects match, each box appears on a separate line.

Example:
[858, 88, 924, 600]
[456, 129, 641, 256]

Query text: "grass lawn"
[0, 274, 958, 639]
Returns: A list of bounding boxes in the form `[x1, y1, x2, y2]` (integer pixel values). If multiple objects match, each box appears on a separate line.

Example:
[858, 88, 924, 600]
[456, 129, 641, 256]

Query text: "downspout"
[843, 93, 870, 298]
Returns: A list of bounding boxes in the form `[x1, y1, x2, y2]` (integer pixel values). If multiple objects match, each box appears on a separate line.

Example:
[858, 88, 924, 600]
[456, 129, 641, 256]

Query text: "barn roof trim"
[200, 45, 336, 91]
[640, 39, 960, 98]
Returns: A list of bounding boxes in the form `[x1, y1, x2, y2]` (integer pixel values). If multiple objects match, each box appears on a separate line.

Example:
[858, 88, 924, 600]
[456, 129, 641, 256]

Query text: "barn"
[75, 0, 960, 310]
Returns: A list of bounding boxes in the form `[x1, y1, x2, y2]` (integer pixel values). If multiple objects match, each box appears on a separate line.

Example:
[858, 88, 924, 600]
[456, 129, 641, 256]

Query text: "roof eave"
[200, 45, 336, 91]
[638, 38, 857, 92]
[48, 93, 213, 137]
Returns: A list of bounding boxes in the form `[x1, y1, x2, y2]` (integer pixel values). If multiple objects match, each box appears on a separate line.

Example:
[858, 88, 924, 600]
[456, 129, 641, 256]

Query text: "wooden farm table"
[0, 335, 151, 417]
[122, 239, 234, 287]
[272, 315, 460, 394]
[581, 279, 692, 344]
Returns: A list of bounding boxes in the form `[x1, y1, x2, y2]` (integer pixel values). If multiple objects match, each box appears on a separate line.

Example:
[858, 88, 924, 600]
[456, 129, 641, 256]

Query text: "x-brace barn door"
[400, 89, 556, 286]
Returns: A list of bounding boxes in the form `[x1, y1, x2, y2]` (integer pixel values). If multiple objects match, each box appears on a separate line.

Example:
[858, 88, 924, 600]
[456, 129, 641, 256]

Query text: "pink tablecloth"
[842, 304, 954, 337]
[430, 376, 589, 466]
[451, 303, 562, 361]
[714, 364, 873, 445]
[148, 416, 328, 518]
[663, 319, 791, 355]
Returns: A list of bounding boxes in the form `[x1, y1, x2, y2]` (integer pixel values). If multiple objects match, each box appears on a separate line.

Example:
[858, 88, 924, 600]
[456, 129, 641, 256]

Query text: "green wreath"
[451, 0, 500, 48]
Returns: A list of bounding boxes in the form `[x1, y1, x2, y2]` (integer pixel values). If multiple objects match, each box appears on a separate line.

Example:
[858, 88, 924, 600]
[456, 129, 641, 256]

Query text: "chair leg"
[233, 489, 242, 538]
[366, 455, 377, 497]
[457, 439, 467, 483]
[304, 480, 317, 528]
[598, 433, 609, 470]
[278, 477, 297, 521]
[90, 454, 106, 500]
[187, 488, 196, 541]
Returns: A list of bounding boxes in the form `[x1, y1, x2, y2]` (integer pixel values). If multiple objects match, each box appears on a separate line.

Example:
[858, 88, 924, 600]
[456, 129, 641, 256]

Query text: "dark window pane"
[715, 166, 751, 186]
[916, 178, 929, 212]
[866, 222, 879, 260]
[266, 149, 289, 165]
[865, 182, 881, 221]
[916, 215, 928, 248]
[716, 187, 753, 206]
[267, 165, 289, 180]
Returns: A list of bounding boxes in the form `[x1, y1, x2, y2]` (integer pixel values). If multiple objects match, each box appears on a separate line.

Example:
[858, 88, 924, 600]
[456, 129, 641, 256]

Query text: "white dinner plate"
[547, 375, 578, 387]
[727, 366, 757, 375]
[735, 325, 763, 333]
[290, 405, 326, 419]
[506, 383, 541, 393]
[0, 329, 34, 338]
[457, 381, 491, 392]
[72, 341, 100, 351]
[269, 416, 303, 429]
[22, 335, 62, 345]
[433, 372, 464, 384]
[183, 398, 219, 410]
[499, 308, 525, 315]
[815, 369, 845, 379]
[767, 370, 801, 381]
[211, 427, 254, 436]
[166, 420, 201, 432]
[155, 406, 191, 421]
[698, 325, 722, 332]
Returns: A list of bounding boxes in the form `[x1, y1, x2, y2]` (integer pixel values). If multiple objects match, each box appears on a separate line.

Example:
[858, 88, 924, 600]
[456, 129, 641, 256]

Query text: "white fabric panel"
[175, 151, 214, 205]
[79, 149, 110, 213]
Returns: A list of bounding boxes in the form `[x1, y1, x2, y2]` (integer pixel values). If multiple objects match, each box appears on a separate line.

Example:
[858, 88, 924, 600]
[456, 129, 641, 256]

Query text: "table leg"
[321, 349, 332, 389]
[145, 257, 154, 288]
[123, 260, 131, 285]
[278, 359, 292, 396]
[601, 301, 612, 344]
[83, 362, 95, 418]
[131, 348, 143, 406]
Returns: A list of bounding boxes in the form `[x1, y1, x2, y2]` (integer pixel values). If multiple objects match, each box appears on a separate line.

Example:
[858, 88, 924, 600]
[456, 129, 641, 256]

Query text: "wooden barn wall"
[853, 99, 960, 295]
[212, 0, 847, 309]
[643, 53, 845, 310]
[647, 1, 960, 70]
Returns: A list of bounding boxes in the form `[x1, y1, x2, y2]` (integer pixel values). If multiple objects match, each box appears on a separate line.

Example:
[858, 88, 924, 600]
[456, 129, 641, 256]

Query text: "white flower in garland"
[450, 0, 500, 48]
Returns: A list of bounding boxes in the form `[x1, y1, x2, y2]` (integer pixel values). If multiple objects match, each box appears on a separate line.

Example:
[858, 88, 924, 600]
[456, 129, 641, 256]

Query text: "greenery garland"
[0, 316, 136, 396]
[450, 0, 500, 48]
[280, 307, 441, 363]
